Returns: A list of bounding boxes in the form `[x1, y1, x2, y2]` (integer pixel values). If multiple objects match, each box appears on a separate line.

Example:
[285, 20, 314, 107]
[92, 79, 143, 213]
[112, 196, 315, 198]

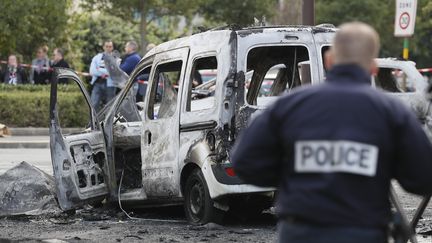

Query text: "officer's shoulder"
[271, 84, 324, 110]
[356, 85, 406, 107]
[274, 82, 405, 110]
[277, 83, 326, 101]
[355, 85, 417, 123]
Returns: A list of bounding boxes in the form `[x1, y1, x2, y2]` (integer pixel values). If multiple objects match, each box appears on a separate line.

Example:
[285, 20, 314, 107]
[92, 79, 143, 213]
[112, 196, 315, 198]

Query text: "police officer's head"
[325, 22, 380, 74]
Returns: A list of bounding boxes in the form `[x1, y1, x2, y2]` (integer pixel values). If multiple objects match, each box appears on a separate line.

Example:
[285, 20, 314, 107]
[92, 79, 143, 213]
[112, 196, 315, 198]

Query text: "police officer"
[231, 22, 432, 243]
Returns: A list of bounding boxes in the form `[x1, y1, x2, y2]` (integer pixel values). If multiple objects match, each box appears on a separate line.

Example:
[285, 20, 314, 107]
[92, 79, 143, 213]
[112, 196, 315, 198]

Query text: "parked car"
[374, 58, 432, 139]
[49, 24, 431, 225]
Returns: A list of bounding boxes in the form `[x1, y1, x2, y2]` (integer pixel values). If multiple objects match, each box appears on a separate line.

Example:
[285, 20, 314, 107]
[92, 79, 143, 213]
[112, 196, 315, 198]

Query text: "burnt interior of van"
[111, 67, 153, 191]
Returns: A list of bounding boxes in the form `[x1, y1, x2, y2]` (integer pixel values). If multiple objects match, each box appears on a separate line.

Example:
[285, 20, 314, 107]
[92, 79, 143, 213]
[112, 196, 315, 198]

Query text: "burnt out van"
[49, 25, 431, 224]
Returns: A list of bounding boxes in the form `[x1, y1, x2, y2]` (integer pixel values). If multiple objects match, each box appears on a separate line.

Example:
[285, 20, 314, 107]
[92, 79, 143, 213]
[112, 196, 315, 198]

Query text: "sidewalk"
[8, 127, 81, 136]
[0, 136, 49, 149]
[0, 127, 81, 149]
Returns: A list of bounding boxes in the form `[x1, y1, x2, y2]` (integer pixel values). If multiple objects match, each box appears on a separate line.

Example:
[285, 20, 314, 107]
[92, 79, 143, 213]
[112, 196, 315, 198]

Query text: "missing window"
[147, 61, 182, 120]
[186, 56, 217, 112]
[246, 46, 311, 106]
[376, 68, 413, 92]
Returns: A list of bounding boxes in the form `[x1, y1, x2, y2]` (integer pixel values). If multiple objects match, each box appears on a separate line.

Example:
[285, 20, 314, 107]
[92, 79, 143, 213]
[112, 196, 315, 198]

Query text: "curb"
[8, 128, 81, 136]
[0, 141, 49, 149]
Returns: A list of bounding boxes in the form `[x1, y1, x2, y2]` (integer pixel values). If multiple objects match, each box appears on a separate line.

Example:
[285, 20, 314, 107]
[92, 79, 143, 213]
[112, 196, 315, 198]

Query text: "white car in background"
[374, 58, 432, 139]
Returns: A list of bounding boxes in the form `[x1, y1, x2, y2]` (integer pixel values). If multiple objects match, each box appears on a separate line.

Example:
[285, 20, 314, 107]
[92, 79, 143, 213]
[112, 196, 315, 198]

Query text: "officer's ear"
[324, 49, 334, 71]
[370, 60, 378, 76]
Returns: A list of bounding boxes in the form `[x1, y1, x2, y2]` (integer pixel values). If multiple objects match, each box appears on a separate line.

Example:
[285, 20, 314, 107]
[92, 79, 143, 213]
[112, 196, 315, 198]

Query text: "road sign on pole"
[394, 0, 417, 37]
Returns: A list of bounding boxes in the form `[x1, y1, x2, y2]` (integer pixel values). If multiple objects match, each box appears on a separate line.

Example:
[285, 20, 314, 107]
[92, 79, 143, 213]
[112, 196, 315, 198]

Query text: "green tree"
[316, 0, 432, 68]
[69, 13, 140, 71]
[199, 0, 275, 26]
[80, 0, 202, 54]
[80, 0, 275, 54]
[316, 0, 398, 57]
[272, 0, 302, 25]
[410, 1, 432, 68]
[0, 0, 69, 63]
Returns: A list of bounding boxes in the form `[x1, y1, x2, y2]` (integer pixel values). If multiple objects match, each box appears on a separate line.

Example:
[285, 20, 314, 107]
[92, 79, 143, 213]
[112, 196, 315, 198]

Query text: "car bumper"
[201, 158, 275, 199]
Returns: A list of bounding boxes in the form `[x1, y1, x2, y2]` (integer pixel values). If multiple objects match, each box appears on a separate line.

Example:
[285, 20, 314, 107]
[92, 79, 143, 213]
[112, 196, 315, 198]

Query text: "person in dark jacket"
[51, 48, 70, 84]
[1, 54, 28, 85]
[231, 22, 432, 243]
[120, 41, 141, 75]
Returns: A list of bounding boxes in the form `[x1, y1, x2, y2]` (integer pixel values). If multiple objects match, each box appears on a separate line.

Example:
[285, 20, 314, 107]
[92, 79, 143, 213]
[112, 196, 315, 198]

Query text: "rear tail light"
[225, 167, 236, 177]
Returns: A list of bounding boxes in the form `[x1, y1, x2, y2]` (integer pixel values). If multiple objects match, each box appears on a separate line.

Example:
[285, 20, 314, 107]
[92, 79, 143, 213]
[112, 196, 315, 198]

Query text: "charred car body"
[50, 25, 431, 224]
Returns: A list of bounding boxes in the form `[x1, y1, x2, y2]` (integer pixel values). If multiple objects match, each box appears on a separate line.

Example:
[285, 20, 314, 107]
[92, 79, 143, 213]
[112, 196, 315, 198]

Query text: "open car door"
[50, 68, 110, 210]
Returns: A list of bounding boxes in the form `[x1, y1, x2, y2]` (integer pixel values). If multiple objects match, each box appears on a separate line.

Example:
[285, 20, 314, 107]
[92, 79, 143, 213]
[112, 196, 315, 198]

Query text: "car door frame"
[50, 68, 111, 210]
[101, 57, 155, 199]
[140, 47, 190, 198]
[310, 31, 336, 82]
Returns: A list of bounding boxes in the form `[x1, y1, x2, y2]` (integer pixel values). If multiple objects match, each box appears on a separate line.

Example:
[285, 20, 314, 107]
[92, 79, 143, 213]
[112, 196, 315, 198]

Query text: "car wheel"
[184, 169, 223, 225]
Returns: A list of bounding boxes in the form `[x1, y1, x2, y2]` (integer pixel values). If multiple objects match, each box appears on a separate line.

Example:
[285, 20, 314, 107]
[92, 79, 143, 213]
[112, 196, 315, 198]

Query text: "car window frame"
[146, 58, 184, 120]
[243, 43, 313, 108]
[184, 53, 218, 113]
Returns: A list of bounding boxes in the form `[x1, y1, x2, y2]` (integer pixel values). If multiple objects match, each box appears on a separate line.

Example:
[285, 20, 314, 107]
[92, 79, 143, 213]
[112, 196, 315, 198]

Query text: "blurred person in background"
[50, 48, 70, 84]
[120, 40, 141, 75]
[135, 43, 155, 101]
[89, 40, 115, 111]
[30, 46, 50, 85]
[1, 54, 28, 85]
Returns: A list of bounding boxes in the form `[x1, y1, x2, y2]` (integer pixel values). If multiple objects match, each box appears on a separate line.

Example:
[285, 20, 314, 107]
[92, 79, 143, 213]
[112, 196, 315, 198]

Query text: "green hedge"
[0, 84, 82, 92]
[0, 85, 91, 127]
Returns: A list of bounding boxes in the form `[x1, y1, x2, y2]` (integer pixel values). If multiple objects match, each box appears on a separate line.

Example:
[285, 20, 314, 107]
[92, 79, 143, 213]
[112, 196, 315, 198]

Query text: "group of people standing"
[0, 46, 69, 85]
[1, 40, 144, 112]
[89, 40, 142, 111]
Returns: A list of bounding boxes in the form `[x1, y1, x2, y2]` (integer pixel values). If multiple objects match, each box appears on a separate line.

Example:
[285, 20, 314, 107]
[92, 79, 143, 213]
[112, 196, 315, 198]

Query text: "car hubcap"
[189, 180, 204, 217]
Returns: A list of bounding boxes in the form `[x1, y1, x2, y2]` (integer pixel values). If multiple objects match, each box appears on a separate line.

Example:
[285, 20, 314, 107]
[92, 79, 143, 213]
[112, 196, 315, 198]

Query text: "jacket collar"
[326, 64, 371, 85]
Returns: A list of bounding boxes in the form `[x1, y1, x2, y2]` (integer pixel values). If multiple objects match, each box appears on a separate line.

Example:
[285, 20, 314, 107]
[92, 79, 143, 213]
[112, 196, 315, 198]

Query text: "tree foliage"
[411, 1, 432, 68]
[316, 0, 397, 57]
[316, 0, 432, 68]
[66, 13, 140, 72]
[199, 0, 275, 26]
[79, 0, 275, 53]
[80, 0, 202, 53]
[0, 0, 69, 63]
[81, 0, 200, 22]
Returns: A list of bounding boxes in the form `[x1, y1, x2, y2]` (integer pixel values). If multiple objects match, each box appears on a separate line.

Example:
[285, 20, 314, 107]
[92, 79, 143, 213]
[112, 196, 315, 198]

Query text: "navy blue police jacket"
[231, 64, 432, 229]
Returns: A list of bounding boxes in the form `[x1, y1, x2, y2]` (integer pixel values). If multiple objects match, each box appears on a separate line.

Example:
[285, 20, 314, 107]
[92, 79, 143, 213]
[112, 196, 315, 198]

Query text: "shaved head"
[327, 22, 380, 72]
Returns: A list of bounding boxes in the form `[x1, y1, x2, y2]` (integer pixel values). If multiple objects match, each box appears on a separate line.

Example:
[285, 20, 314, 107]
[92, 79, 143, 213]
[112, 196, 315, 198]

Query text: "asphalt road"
[0, 149, 431, 242]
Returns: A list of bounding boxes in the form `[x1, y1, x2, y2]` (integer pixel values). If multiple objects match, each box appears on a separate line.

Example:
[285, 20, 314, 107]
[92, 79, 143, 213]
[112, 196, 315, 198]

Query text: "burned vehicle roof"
[144, 25, 337, 60]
